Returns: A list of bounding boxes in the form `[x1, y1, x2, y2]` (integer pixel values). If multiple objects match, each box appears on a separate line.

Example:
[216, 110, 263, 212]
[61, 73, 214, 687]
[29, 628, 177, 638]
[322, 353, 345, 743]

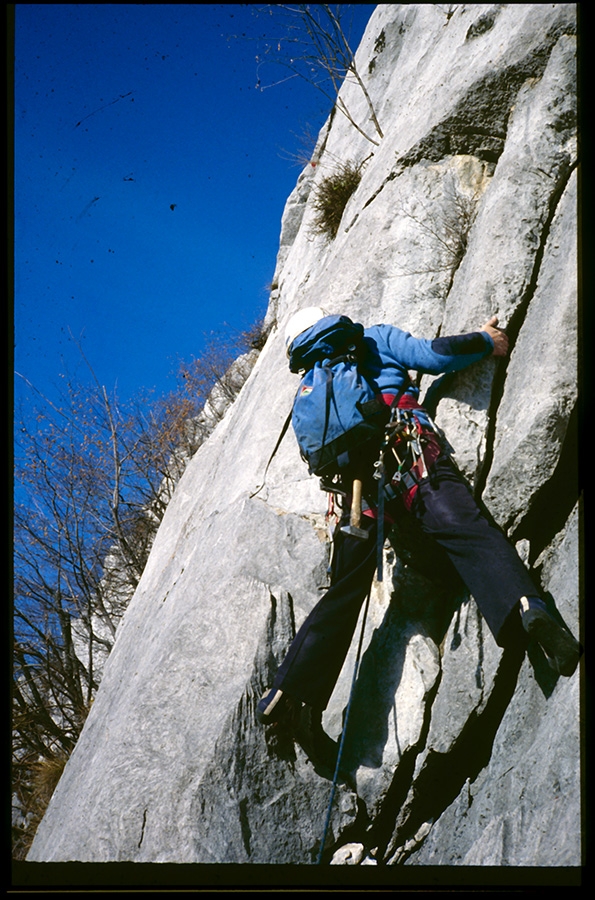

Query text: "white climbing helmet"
[284, 306, 328, 356]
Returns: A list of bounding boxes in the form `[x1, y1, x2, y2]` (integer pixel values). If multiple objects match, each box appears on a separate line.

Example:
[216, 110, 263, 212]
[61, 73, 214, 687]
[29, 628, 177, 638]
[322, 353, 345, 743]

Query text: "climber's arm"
[429, 316, 508, 363]
[370, 319, 501, 376]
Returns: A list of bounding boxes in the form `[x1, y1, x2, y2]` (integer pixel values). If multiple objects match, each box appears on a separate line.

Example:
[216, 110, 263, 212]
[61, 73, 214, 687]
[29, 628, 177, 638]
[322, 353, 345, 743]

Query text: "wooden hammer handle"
[350, 478, 363, 528]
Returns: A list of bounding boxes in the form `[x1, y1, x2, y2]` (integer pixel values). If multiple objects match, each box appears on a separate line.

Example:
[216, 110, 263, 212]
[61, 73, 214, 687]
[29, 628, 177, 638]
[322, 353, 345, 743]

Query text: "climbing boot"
[256, 687, 301, 726]
[520, 597, 582, 677]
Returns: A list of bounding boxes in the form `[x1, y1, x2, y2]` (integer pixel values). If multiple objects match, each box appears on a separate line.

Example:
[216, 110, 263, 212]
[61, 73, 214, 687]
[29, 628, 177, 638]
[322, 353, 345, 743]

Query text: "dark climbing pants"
[273, 454, 538, 711]
[273, 514, 378, 712]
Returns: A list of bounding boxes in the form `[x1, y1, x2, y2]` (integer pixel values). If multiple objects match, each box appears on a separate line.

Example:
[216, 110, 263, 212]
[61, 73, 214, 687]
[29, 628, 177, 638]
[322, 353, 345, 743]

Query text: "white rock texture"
[27, 4, 581, 872]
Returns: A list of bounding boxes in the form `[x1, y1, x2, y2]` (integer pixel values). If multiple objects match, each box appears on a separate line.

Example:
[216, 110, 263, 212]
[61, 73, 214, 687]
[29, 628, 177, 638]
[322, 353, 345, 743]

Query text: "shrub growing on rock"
[311, 159, 365, 239]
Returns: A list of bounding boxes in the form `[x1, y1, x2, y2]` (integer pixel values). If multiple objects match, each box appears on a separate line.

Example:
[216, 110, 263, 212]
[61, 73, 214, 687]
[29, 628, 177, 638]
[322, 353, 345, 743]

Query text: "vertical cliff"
[27, 4, 581, 871]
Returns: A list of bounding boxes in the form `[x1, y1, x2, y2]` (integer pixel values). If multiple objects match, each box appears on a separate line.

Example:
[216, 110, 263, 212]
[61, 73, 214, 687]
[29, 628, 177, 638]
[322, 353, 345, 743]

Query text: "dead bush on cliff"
[310, 158, 367, 239]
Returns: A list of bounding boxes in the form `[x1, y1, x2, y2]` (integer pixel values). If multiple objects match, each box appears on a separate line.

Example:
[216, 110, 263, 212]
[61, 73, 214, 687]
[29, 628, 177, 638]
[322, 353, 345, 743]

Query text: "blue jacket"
[360, 323, 494, 401]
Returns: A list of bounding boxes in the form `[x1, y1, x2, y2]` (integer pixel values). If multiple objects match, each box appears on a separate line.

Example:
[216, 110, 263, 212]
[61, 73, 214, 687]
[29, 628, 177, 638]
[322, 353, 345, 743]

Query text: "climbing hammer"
[341, 478, 369, 540]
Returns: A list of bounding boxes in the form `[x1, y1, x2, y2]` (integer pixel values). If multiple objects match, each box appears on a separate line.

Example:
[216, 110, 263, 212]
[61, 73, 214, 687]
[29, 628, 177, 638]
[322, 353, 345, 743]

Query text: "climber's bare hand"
[482, 315, 509, 357]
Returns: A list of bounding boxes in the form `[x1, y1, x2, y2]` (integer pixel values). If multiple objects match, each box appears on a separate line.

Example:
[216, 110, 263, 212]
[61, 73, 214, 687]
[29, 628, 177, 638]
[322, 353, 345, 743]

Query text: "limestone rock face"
[28, 4, 581, 870]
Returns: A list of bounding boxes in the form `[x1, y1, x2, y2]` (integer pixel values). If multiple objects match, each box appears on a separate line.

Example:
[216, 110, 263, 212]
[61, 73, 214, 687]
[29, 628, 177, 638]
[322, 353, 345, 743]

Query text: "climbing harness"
[376, 407, 430, 499]
[372, 404, 445, 580]
[317, 585, 372, 865]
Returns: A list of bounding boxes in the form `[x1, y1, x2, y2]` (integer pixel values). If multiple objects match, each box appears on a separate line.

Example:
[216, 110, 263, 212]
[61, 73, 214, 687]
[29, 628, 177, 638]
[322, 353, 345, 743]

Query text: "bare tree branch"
[252, 5, 383, 145]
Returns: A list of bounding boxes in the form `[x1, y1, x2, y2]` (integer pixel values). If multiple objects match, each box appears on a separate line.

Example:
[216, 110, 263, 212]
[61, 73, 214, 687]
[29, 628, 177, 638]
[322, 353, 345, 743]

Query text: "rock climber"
[256, 307, 582, 744]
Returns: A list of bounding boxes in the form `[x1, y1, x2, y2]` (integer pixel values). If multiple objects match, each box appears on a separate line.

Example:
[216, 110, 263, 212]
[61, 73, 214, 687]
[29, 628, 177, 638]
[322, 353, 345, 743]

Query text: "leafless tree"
[252, 4, 383, 146]
[12, 321, 265, 857]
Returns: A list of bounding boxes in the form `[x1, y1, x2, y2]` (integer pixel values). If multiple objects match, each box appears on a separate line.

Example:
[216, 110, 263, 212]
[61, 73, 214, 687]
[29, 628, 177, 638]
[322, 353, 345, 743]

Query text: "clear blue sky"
[13, 3, 375, 404]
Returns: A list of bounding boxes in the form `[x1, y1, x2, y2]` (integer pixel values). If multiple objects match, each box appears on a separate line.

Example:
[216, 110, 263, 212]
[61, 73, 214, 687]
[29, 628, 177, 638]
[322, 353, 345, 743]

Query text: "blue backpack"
[289, 316, 389, 477]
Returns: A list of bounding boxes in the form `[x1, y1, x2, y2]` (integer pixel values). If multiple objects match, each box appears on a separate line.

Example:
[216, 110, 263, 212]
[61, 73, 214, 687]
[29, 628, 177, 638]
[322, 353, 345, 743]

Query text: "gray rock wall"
[27, 4, 581, 873]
